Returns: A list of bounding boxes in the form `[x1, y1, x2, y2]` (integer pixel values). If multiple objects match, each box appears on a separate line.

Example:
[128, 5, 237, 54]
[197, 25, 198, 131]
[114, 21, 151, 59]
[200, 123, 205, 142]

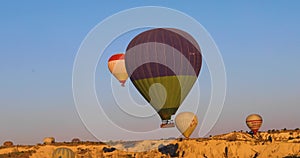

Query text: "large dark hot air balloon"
[125, 28, 202, 128]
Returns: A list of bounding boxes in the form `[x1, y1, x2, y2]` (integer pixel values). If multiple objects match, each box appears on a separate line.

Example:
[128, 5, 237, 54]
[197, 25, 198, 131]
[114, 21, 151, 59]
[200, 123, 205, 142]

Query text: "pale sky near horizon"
[1, 1, 300, 145]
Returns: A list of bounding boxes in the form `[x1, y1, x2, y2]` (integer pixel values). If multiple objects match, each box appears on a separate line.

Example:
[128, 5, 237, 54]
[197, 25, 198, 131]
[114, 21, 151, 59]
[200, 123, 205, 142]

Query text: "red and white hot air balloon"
[246, 114, 263, 135]
[108, 53, 128, 87]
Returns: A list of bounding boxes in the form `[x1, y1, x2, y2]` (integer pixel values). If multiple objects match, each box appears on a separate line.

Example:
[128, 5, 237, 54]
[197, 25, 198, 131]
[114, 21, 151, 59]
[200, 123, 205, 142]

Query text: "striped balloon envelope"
[125, 28, 202, 128]
[246, 114, 263, 134]
[52, 147, 75, 158]
[175, 112, 198, 138]
[108, 53, 128, 87]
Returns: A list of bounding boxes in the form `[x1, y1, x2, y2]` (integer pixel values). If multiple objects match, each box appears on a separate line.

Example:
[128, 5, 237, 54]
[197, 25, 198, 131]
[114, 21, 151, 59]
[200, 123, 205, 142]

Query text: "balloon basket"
[160, 120, 175, 128]
[119, 80, 126, 87]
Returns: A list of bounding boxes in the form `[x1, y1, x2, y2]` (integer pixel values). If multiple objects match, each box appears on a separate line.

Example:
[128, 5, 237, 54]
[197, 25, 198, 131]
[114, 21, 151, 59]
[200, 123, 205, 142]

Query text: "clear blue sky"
[1, 1, 300, 144]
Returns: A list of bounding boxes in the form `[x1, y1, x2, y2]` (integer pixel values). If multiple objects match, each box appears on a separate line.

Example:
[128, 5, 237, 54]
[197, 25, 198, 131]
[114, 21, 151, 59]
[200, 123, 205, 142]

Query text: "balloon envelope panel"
[132, 75, 197, 120]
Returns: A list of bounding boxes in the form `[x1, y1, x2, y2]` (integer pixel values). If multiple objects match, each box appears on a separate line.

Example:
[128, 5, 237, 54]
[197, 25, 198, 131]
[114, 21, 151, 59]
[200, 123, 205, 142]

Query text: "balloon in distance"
[52, 147, 75, 158]
[246, 114, 263, 134]
[175, 112, 198, 138]
[108, 53, 128, 87]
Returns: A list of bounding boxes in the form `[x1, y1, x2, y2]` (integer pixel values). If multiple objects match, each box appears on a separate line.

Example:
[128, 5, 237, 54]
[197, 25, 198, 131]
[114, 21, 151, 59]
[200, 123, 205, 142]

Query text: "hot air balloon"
[43, 137, 55, 145]
[246, 114, 263, 135]
[71, 138, 81, 143]
[125, 28, 202, 128]
[175, 112, 198, 138]
[108, 53, 128, 87]
[2, 141, 13, 147]
[52, 147, 75, 158]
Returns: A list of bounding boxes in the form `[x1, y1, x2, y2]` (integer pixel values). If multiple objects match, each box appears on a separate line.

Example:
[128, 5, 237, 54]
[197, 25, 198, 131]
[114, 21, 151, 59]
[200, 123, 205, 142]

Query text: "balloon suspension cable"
[184, 137, 190, 140]
[252, 129, 259, 135]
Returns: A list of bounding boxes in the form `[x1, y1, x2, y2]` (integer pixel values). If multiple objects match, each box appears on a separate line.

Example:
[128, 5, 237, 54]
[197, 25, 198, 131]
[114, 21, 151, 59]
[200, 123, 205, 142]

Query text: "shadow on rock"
[102, 147, 116, 153]
[158, 143, 179, 157]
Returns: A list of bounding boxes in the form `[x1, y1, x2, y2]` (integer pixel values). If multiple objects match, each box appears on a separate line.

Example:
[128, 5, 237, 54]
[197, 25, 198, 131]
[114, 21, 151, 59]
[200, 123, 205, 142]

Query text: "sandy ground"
[0, 130, 299, 158]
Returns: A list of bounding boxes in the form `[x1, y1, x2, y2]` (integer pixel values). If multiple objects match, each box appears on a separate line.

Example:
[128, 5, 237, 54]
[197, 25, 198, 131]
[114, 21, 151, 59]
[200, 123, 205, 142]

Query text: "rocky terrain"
[1, 129, 300, 158]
